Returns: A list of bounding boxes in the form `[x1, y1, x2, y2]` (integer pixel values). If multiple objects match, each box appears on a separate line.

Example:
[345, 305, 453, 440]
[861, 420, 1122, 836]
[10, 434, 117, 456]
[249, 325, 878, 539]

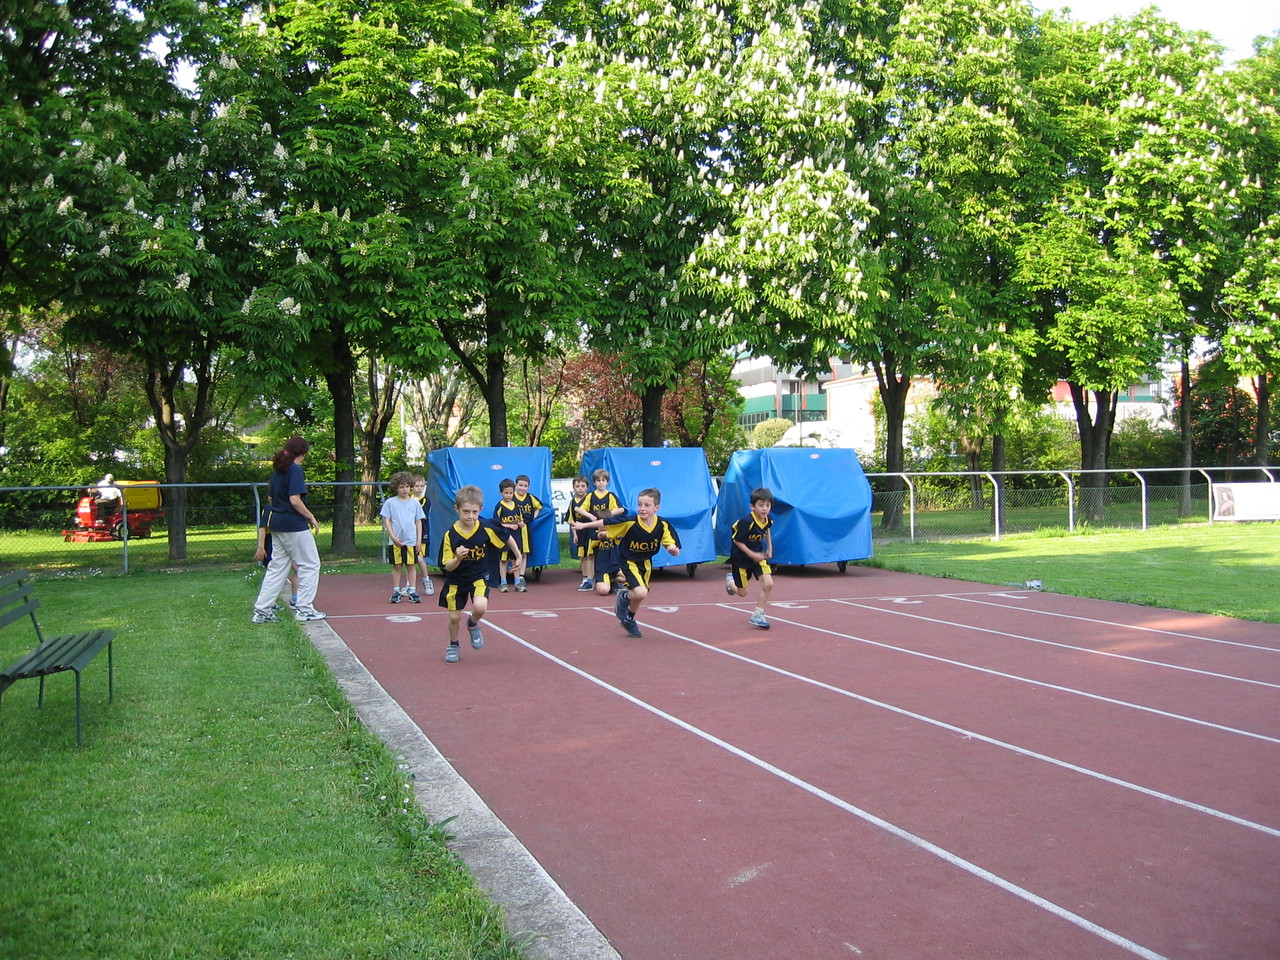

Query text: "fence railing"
[0, 466, 1274, 573]
[863, 466, 1277, 542]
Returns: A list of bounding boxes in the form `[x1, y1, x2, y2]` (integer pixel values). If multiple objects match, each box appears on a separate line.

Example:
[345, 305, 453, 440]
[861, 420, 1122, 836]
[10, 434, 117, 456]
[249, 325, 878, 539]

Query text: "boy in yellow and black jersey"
[585, 487, 680, 638]
[573, 468, 625, 592]
[726, 487, 775, 629]
[439, 485, 524, 663]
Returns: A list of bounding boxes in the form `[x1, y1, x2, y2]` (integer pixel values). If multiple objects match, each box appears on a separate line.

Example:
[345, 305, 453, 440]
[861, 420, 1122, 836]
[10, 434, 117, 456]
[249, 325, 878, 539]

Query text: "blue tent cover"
[715, 448, 872, 565]
[579, 447, 717, 568]
[426, 447, 560, 568]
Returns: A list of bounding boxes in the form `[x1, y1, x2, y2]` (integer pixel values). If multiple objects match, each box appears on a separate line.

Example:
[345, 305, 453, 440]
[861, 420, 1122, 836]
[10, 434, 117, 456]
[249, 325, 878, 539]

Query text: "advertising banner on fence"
[1212, 482, 1280, 522]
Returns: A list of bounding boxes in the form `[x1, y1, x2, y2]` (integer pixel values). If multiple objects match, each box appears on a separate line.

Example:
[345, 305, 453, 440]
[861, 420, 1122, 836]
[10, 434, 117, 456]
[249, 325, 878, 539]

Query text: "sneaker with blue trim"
[514, 576, 527, 592]
[445, 644, 460, 663]
[748, 611, 770, 630]
[623, 616, 642, 638]
[407, 589, 421, 604]
[467, 618, 484, 649]
[614, 588, 630, 622]
[252, 611, 278, 624]
[390, 591, 402, 604]
[578, 578, 594, 592]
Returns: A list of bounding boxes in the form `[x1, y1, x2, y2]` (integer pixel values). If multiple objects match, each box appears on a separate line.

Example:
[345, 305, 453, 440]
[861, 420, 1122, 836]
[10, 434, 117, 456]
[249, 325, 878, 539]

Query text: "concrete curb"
[304, 620, 621, 960]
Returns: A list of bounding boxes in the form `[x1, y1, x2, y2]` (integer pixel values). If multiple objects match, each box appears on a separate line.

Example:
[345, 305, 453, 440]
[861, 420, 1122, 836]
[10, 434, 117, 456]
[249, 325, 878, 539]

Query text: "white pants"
[254, 529, 321, 616]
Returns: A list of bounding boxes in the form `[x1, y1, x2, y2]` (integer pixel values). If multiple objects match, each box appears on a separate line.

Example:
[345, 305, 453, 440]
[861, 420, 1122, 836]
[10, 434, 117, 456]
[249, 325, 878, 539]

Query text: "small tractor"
[63, 481, 164, 542]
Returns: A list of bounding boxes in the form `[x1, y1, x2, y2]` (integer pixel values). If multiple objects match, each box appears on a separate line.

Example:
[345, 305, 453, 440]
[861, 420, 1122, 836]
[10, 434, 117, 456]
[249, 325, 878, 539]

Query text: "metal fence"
[0, 466, 1274, 573]
[0, 481, 393, 575]
[864, 465, 1277, 542]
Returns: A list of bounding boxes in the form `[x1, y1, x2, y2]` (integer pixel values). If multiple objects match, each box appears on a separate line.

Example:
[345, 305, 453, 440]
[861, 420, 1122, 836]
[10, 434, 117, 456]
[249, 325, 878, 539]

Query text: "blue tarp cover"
[426, 447, 560, 568]
[580, 447, 717, 568]
[715, 448, 873, 565]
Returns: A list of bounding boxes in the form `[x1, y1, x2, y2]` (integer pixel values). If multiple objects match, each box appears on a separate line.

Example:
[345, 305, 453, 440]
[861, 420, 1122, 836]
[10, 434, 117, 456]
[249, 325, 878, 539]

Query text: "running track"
[315, 566, 1280, 960]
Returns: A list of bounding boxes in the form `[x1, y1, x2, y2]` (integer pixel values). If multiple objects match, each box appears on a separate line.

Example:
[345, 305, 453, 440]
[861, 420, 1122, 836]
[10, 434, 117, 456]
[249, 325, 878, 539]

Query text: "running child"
[594, 487, 680, 638]
[575, 468, 624, 592]
[492, 478, 524, 593]
[380, 471, 425, 604]
[725, 487, 775, 629]
[590, 521, 623, 599]
[439, 485, 524, 663]
[565, 475, 593, 591]
[412, 473, 435, 596]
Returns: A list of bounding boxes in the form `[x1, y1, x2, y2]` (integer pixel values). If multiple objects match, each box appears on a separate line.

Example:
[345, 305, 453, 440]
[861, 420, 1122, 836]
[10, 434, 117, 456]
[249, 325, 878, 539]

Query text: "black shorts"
[437, 576, 489, 611]
[386, 544, 419, 565]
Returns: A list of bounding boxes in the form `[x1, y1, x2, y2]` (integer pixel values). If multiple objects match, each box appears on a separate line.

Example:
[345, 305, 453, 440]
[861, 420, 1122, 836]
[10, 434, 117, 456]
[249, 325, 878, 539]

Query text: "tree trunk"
[325, 333, 358, 555]
[991, 432, 1007, 531]
[641, 383, 666, 448]
[962, 435, 983, 509]
[1255, 372, 1270, 467]
[1070, 383, 1117, 523]
[876, 363, 910, 531]
[144, 348, 215, 562]
[485, 346, 508, 448]
[1179, 357, 1193, 516]
[356, 356, 401, 524]
[161, 442, 189, 560]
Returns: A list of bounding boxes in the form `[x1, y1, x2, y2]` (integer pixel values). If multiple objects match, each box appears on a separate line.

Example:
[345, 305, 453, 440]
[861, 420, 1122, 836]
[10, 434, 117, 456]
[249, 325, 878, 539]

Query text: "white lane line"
[941, 593, 1280, 653]
[714, 605, 1280, 745]
[485, 617, 1175, 960]
[833, 599, 1280, 690]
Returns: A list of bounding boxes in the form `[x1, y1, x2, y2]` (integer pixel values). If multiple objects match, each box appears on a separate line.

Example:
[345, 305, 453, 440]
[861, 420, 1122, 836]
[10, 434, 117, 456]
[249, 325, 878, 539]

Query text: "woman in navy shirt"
[252, 436, 326, 623]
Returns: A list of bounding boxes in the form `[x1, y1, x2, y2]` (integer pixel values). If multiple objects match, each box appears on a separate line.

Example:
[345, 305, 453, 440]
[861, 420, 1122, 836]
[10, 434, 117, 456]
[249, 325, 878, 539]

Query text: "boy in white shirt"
[380, 471, 425, 604]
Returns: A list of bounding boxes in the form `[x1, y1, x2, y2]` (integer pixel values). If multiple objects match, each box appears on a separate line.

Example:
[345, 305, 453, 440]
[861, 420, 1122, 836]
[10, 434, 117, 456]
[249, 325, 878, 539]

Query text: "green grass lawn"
[867, 522, 1280, 624]
[0, 569, 526, 960]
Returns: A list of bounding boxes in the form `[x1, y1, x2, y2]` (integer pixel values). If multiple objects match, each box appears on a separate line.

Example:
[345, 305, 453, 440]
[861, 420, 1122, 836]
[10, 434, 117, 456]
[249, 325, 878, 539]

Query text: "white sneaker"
[252, 611, 278, 624]
[294, 609, 327, 622]
[422, 577, 435, 596]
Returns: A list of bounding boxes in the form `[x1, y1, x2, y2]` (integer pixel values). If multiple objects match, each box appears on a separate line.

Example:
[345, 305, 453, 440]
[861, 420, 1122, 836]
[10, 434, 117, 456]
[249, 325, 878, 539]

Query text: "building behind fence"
[1, 466, 1274, 574]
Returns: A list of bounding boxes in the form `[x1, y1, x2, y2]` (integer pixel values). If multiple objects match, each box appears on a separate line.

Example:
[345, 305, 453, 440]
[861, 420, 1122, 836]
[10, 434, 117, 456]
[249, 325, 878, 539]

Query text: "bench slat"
[1, 630, 116, 680]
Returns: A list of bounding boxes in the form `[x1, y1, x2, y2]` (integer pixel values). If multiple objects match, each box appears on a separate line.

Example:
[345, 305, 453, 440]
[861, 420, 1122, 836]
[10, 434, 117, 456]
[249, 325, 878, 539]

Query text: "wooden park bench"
[0, 570, 116, 747]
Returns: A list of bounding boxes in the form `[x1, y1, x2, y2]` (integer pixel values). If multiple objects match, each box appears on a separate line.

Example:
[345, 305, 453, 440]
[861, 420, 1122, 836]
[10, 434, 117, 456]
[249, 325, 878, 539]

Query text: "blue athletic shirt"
[266, 461, 310, 533]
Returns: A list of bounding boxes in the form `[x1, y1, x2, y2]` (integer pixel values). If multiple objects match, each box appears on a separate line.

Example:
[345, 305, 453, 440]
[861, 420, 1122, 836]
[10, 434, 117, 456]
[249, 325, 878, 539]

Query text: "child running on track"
[439, 485, 524, 663]
[590, 487, 680, 638]
[725, 486, 775, 629]
[578, 468, 624, 592]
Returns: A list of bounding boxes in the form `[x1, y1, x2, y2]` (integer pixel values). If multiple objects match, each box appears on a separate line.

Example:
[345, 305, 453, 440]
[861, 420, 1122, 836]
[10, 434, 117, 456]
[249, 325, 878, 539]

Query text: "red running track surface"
[316, 566, 1280, 960]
